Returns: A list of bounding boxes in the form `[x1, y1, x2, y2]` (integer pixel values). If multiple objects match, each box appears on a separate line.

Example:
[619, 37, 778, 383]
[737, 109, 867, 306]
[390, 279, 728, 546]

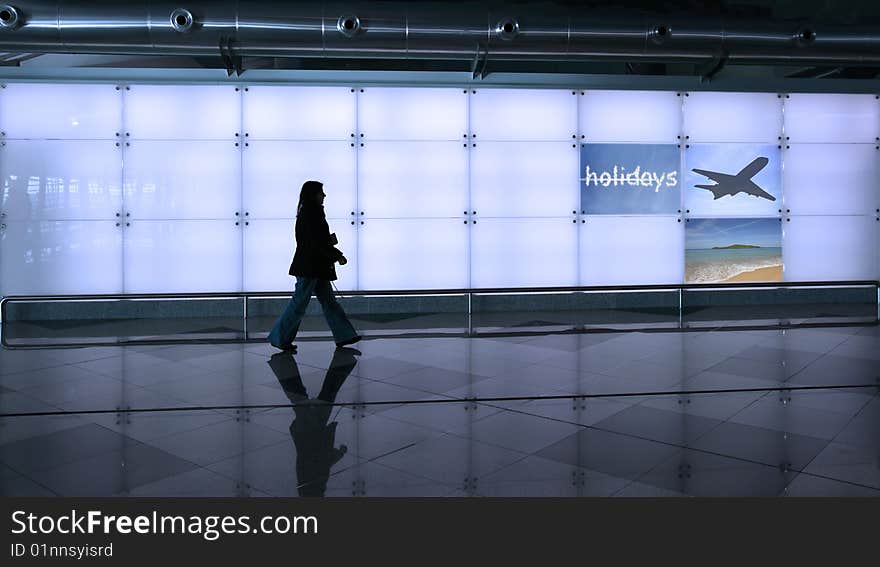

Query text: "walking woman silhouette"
[268, 180, 361, 352]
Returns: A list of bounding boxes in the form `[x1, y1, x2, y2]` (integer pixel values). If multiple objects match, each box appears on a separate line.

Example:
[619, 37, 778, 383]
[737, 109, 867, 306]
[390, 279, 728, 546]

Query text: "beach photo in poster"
[684, 144, 781, 216]
[685, 217, 783, 283]
[580, 143, 681, 214]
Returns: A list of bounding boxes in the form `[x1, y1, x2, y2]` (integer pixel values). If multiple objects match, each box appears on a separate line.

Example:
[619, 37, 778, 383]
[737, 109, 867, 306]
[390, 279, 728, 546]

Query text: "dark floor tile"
[728, 394, 855, 440]
[636, 449, 792, 497]
[594, 404, 723, 446]
[465, 409, 582, 454]
[325, 461, 456, 497]
[783, 473, 880, 497]
[0, 422, 128, 473]
[690, 421, 829, 471]
[144, 419, 289, 467]
[733, 345, 822, 375]
[804, 441, 880, 490]
[374, 433, 526, 487]
[536, 428, 679, 481]
[833, 398, 880, 450]
[29, 442, 199, 496]
[788, 355, 880, 387]
[125, 467, 243, 497]
[378, 366, 487, 395]
[707, 356, 792, 383]
[638, 391, 764, 422]
[518, 396, 634, 427]
[478, 455, 630, 497]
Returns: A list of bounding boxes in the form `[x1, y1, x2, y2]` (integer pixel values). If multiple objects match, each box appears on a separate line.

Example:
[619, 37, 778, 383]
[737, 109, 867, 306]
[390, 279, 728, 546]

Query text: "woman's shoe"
[270, 341, 297, 352]
[336, 335, 362, 348]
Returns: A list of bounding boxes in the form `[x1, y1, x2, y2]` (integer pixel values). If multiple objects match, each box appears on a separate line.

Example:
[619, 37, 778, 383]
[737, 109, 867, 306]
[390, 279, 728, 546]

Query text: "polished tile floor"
[1, 323, 879, 497]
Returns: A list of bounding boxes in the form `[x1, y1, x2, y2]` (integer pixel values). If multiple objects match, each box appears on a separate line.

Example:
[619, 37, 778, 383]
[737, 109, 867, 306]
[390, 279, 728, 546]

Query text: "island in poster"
[685, 217, 782, 283]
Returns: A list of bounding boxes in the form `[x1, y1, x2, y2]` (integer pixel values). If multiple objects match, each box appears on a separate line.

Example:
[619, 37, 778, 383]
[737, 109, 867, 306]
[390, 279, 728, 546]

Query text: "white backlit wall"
[0, 84, 878, 296]
[782, 94, 880, 281]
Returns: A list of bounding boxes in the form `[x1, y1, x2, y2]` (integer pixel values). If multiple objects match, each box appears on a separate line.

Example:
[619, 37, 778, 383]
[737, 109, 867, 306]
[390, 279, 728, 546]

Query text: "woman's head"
[297, 180, 325, 213]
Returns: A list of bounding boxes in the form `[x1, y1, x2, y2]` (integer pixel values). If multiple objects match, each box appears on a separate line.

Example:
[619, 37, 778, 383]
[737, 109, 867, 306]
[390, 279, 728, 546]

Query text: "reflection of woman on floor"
[267, 347, 360, 496]
[268, 180, 362, 353]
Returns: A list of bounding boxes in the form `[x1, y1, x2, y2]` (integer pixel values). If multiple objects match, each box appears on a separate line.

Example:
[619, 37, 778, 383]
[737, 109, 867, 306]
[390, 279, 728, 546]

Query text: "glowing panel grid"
[242, 141, 356, 220]
[358, 88, 467, 140]
[358, 219, 468, 290]
[358, 142, 468, 218]
[471, 218, 578, 288]
[244, 219, 357, 292]
[580, 90, 681, 142]
[683, 92, 783, 143]
[123, 220, 242, 293]
[0, 220, 123, 295]
[0, 83, 121, 139]
[242, 86, 355, 140]
[469, 89, 577, 141]
[124, 85, 241, 140]
[784, 94, 880, 143]
[470, 142, 579, 217]
[783, 144, 878, 216]
[580, 216, 684, 285]
[782, 215, 877, 281]
[123, 141, 241, 219]
[0, 141, 122, 220]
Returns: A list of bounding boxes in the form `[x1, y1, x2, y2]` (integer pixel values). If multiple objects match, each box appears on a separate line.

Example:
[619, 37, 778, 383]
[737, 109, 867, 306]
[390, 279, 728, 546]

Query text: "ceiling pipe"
[0, 1, 879, 66]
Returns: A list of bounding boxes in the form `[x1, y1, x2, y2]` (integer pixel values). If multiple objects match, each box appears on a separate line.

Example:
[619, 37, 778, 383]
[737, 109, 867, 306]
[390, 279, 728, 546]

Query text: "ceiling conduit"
[0, 1, 879, 66]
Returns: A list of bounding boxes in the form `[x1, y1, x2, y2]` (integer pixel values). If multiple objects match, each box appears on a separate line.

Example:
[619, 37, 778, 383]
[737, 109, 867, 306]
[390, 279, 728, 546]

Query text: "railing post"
[243, 294, 249, 340]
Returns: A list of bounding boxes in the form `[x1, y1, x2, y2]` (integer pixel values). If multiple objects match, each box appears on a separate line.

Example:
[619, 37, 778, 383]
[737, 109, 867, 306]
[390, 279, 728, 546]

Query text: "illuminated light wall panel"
[683, 92, 783, 142]
[782, 93, 879, 282]
[581, 90, 681, 143]
[470, 142, 579, 217]
[784, 94, 880, 143]
[580, 216, 684, 285]
[0, 83, 120, 139]
[123, 141, 241, 219]
[358, 219, 468, 290]
[242, 86, 355, 140]
[1, 84, 878, 298]
[358, 88, 467, 141]
[359, 142, 468, 218]
[783, 215, 877, 281]
[123, 85, 241, 140]
[471, 218, 578, 288]
[0, 140, 122, 221]
[470, 88, 577, 141]
[123, 220, 241, 293]
[244, 219, 357, 292]
[0, 220, 123, 295]
[783, 144, 877, 216]
[242, 141, 356, 220]
[0, 83, 123, 297]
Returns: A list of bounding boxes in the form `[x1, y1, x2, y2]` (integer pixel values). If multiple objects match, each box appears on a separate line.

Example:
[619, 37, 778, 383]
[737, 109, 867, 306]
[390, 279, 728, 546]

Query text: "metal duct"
[1, 0, 880, 66]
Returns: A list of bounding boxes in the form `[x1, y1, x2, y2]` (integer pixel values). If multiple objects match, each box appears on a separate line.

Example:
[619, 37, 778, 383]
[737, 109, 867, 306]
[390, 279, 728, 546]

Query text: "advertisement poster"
[685, 217, 783, 283]
[580, 143, 681, 214]
[684, 144, 781, 216]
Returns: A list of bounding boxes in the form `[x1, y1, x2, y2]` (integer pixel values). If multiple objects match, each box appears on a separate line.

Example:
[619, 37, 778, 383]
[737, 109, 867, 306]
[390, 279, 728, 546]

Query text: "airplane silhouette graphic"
[692, 157, 776, 201]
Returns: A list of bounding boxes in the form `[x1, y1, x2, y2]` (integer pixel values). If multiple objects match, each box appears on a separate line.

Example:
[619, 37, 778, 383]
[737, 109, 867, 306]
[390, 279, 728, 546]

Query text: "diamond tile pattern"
[1, 323, 879, 496]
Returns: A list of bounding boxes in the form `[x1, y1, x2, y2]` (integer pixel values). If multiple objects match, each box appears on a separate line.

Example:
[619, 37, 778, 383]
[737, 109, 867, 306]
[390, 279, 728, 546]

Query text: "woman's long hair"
[297, 180, 324, 216]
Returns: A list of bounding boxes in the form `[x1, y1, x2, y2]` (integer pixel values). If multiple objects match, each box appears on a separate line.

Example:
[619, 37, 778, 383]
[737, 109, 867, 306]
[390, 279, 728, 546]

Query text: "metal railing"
[2, 280, 877, 348]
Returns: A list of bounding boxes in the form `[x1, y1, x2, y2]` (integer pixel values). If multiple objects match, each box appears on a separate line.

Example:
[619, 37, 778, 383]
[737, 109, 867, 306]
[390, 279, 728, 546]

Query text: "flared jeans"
[268, 276, 358, 346]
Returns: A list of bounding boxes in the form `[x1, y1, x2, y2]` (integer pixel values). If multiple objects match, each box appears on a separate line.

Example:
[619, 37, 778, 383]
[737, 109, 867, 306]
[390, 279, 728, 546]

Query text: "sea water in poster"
[685, 218, 782, 283]
[684, 144, 781, 216]
[580, 144, 681, 214]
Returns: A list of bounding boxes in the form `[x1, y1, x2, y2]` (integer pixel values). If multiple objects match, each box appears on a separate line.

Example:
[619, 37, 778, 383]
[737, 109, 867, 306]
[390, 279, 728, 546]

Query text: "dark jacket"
[289, 203, 344, 281]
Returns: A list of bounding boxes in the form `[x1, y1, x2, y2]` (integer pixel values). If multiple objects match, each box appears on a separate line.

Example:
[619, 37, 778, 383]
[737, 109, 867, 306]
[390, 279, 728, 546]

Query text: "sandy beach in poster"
[723, 265, 783, 283]
[685, 218, 782, 284]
